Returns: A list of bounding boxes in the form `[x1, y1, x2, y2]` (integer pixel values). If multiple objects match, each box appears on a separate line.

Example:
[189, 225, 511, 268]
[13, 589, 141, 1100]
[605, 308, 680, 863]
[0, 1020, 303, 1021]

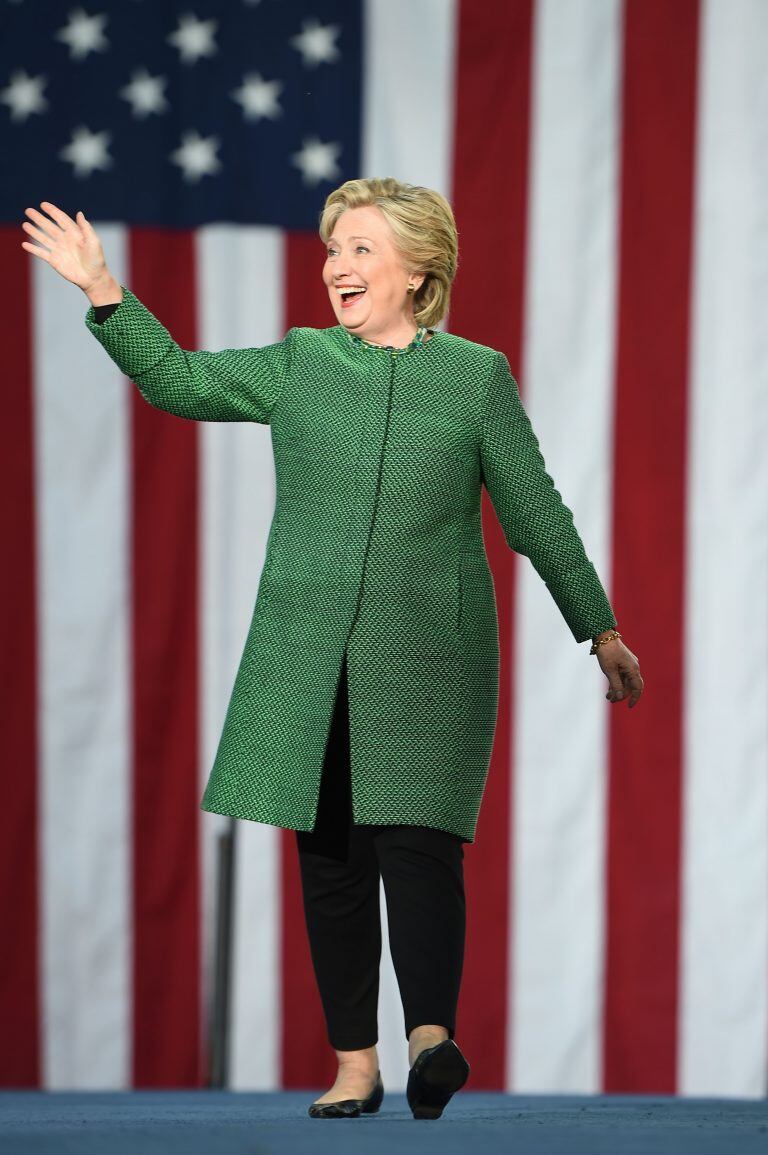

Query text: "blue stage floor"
[1, 1091, 767, 1154]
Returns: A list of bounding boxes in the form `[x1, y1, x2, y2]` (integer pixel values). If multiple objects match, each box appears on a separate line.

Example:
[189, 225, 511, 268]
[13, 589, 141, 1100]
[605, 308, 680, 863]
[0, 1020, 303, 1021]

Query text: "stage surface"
[1, 1091, 767, 1154]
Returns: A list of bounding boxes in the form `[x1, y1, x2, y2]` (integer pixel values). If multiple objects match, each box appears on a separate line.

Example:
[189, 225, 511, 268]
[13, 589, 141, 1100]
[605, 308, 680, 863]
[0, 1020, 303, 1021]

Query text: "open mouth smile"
[337, 285, 367, 309]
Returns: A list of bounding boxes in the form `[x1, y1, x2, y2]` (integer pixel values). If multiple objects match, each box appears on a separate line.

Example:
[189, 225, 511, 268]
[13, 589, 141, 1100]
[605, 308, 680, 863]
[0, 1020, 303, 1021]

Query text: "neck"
[351, 317, 421, 348]
[362, 328, 422, 349]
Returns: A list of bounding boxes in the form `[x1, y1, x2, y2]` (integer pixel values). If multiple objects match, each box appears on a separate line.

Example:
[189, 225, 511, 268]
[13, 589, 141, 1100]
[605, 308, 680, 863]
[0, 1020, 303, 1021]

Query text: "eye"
[326, 244, 369, 256]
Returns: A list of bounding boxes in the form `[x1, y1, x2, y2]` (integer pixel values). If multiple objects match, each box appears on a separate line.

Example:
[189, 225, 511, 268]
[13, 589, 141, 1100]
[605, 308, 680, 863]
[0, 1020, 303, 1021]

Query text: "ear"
[410, 273, 426, 293]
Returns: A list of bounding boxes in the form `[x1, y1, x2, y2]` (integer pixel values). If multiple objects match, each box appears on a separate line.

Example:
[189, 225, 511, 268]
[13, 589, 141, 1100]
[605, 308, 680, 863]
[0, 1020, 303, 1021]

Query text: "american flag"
[2, 0, 767, 1096]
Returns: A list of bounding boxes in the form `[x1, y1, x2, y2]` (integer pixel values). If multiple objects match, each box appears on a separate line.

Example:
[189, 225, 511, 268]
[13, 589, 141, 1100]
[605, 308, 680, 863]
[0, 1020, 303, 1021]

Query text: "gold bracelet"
[589, 629, 622, 655]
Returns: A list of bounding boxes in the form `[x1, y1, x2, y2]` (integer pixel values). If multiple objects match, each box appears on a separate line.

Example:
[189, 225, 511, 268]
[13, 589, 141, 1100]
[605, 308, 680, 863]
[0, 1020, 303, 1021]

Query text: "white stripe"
[509, 0, 622, 1092]
[361, 0, 459, 1090]
[679, 0, 768, 1097]
[361, 0, 458, 196]
[198, 226, 284, 1089]
[36, 229, 132, 1088]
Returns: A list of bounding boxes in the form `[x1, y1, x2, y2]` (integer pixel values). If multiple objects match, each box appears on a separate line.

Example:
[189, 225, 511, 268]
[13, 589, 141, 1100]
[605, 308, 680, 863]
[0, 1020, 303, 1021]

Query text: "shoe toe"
[308, 1071, 384, 1118]
[308, 1099, 362, 1118]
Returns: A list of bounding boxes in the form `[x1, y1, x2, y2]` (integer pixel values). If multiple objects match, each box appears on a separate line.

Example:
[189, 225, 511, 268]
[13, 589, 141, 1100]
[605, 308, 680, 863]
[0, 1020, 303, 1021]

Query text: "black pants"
[295, 655, 467, 1050]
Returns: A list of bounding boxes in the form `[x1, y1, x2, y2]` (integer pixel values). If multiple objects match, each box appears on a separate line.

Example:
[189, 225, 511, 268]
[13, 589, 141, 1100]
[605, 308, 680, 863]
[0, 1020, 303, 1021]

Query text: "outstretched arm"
[21, 201, 292, 423]
[83, 286, 294, 424]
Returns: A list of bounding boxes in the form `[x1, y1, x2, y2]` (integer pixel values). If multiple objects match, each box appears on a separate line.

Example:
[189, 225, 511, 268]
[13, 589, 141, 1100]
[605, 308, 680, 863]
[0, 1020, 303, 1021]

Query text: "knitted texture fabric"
[84, 286, 617, 843]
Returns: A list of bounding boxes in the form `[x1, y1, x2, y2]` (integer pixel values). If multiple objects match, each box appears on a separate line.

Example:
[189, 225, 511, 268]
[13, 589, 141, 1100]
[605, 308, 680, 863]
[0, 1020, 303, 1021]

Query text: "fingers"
[21, 219, 53, 248]
[21, 202, 91, 265]
[604, 666, 624, 701]
[624, 669, 644, 709]
[604, 665, 644, 708]
[24, 205, 63, 242]
[20, 239, 51, 262]
[40, 200, 78, 231]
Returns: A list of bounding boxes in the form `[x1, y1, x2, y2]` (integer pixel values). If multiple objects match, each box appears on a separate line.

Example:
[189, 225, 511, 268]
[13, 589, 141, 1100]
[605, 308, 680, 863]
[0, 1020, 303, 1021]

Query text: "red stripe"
[449, 0, 535, 1090]
[603, 0, 700, 1092]
[129, 234, 202, 1086]
[281, 230, 339, 1088]
[0, 230, 41, 1085]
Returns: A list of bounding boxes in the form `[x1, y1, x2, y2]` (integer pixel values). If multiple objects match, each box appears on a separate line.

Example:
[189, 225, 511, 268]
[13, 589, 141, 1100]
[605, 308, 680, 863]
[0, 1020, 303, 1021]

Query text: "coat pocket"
[457, 552, 499, 656]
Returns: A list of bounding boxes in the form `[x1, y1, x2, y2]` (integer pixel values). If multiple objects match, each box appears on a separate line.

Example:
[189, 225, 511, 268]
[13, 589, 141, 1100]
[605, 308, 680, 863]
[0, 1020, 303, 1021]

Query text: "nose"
[331, 260, 356, 281]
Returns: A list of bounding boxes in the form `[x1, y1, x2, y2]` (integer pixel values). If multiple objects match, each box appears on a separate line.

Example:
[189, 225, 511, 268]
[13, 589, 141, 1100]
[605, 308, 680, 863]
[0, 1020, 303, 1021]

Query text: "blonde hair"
[318, 177, 459, 328]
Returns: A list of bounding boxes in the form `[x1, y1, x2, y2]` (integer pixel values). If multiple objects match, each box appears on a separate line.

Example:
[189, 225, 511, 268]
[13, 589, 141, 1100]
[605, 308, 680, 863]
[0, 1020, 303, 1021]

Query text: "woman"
[21, 181, 644, 1120]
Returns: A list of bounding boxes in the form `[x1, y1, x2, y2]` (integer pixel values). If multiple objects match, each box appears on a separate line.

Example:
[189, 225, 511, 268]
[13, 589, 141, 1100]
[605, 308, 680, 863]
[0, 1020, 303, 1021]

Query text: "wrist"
[589, 626, 622, 655]
[85, 272, 122, 307]
[592, 627, 618, 643]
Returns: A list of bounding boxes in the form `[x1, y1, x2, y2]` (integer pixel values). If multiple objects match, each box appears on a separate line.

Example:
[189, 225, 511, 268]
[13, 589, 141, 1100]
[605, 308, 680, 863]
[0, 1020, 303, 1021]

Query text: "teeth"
[338, 286, 366, 296]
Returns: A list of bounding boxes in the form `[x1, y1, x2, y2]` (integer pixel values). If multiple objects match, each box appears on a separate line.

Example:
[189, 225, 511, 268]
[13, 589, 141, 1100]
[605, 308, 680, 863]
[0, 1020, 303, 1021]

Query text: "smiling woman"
[319, 176, 457, 349]
[20, 180, 640, 1118]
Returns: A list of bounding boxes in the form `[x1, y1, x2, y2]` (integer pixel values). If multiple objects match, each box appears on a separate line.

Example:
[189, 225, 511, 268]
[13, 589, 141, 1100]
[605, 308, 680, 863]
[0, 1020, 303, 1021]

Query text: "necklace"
[345, 325, 432, 354]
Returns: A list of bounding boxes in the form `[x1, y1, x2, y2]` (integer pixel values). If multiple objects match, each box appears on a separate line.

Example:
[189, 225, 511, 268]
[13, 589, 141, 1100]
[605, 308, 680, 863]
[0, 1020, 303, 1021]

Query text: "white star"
[55, 8, 109, 61]
[59, 124, 112, 178]
[289, 18, 341, 67]
[167, 13, 218, 64]
[231, 72, 282, 121]
[169, 130, 222, 183]
[291, 136, 342, 185]
[119, 68, 169, 118]
[0, 69, 48, 121]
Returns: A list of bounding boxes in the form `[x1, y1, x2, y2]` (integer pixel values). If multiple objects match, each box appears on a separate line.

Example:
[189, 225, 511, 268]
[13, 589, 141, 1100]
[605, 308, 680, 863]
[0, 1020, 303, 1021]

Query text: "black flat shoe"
[406, 1039, 470, 1119]
[307, 1070, 384, 1118]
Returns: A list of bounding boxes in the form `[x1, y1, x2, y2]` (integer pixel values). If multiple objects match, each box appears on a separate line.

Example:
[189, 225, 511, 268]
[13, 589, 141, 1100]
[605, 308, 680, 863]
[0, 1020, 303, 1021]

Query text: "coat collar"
[342, 325, 437, 356]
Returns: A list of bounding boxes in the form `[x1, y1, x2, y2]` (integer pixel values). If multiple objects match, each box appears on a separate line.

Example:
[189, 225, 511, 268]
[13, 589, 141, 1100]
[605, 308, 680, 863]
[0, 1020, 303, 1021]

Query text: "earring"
[407, 284, 415, 293]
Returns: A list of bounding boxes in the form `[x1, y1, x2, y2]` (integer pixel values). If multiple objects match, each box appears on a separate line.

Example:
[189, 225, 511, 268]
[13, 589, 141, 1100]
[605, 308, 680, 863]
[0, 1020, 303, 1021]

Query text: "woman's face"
[322, 205, 424, 338]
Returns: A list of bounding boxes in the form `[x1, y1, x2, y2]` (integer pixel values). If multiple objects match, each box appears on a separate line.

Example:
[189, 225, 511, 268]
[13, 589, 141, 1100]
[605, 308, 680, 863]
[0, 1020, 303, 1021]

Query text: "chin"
[339, 313, 365, 329]
[328, 295, 368, 330]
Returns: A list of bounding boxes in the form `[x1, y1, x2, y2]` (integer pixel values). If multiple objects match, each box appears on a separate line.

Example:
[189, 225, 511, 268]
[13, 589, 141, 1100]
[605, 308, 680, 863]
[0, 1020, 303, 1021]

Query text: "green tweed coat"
[84, 287, 617, 843]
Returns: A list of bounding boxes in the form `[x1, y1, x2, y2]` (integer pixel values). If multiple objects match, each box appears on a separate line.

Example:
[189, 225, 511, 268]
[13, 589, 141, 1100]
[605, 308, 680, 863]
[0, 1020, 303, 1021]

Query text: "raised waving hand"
[21, 201, 121, 304]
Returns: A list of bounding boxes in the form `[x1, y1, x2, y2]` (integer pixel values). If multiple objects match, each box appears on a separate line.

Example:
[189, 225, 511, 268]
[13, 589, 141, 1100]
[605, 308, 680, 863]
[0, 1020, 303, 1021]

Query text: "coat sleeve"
[479, 350, 618, 644]
[84, 285, 293, 423]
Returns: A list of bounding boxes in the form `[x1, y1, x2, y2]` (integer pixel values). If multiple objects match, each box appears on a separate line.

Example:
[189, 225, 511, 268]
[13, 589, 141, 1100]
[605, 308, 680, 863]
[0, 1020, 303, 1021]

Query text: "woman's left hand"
[595, 639, 644, 708]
